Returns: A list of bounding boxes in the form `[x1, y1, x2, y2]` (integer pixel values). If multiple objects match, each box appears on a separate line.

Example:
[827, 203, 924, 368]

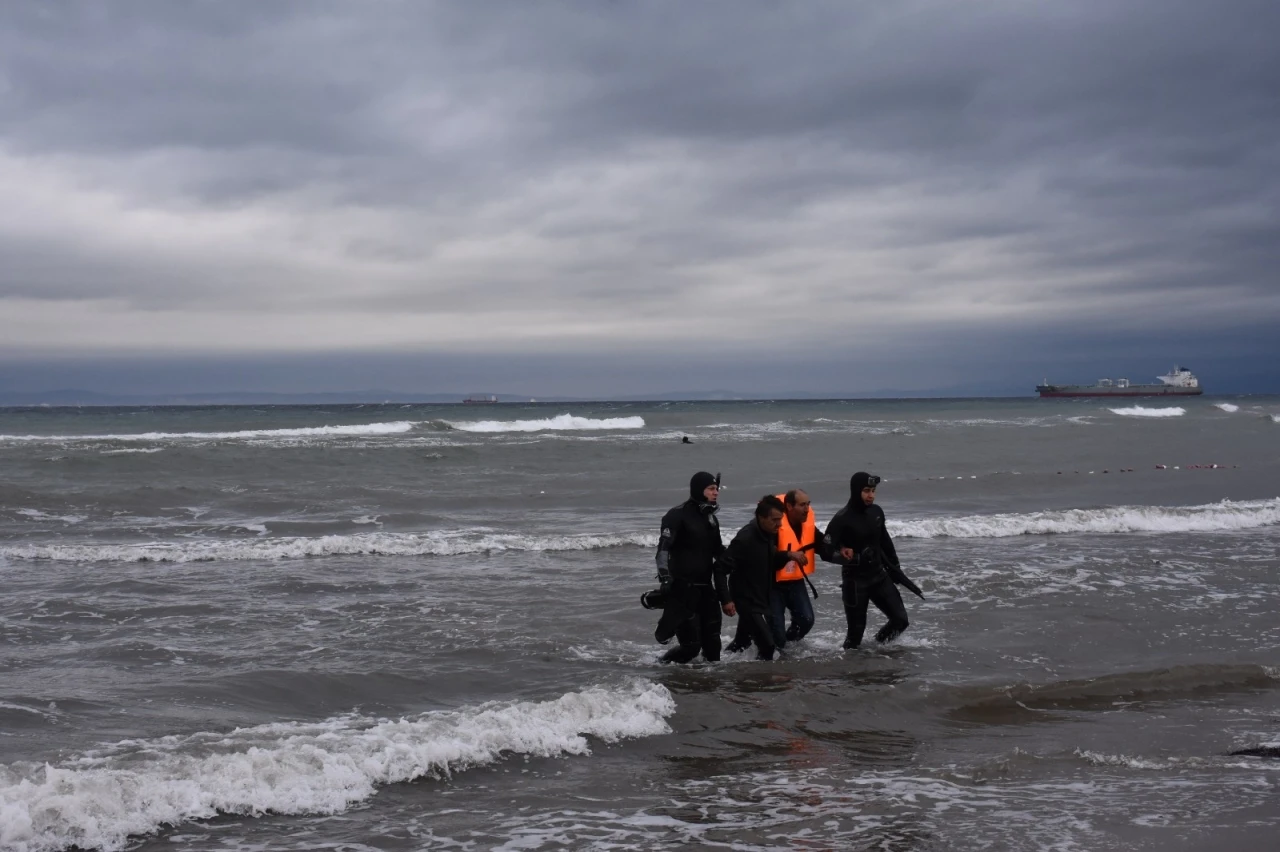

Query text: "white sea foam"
[447, 414, 645, 432]
[1214, 403, 1240, 413]
[0, 680, 674, 852]
[890, 498, 1280, 539]
[0, 422, 417, 444]
[0, 529, 657, 563]
[1271, 414, 1280, 424]
[1108, 406, 1185, 418]
[14, 509, 86, 524]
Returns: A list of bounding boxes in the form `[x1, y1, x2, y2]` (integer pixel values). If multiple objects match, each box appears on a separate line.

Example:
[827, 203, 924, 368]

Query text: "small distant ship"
[1036, 366, 1203, 398]
[462, 395, 499, 405]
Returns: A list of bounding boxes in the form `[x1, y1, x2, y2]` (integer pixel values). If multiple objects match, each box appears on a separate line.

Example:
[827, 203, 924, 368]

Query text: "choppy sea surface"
[2, 397, 1279, 851]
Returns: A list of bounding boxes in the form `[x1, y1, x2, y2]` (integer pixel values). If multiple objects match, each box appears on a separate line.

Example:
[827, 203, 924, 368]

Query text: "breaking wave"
[0, 530, 657, 563]
[1214, 403, 1240, 413]
[0, 680, 674, 852]
[1108, 406, 1185, 418]
[0, 422, 417, 444]
[446, 414, 645, 432]
[890, 499, 1280, 539]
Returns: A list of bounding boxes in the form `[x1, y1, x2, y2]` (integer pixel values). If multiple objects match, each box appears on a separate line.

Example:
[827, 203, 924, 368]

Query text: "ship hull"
[1036, 386, 1203, 398]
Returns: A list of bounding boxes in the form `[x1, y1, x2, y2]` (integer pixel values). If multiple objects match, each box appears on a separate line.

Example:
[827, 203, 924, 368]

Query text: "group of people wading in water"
[644, 471, 924, 662]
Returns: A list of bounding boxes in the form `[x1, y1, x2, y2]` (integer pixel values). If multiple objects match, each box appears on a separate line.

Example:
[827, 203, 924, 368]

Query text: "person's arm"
[878, 511, 924, 599]
[655, 509, 679, 589]
[717, 541, 738, 613]
[817, 521, 855, 566]
[877, 509, 900, 568]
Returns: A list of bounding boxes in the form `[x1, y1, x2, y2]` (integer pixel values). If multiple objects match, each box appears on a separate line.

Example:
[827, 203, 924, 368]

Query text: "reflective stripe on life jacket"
[775, 493, 816, 582]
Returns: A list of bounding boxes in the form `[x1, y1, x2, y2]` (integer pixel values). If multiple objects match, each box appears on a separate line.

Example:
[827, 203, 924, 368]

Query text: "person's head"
[689, 471, 720, 503]
[783, 489, 811, 526]
[849, 471, 881, 507]
[755, 494, 786, 534]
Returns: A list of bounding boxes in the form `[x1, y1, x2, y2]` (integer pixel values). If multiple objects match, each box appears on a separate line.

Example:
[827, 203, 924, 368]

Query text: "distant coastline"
[0, 388, 1268, 408]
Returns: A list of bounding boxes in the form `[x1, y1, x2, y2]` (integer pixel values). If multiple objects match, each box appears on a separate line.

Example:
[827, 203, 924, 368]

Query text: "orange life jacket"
[775, 493, 816, 582]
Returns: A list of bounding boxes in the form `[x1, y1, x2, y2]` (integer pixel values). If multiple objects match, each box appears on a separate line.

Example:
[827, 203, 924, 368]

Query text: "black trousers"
[739, 610, 777, 661]
[841, 568, 909, 649]
[657, 582, 723, 663]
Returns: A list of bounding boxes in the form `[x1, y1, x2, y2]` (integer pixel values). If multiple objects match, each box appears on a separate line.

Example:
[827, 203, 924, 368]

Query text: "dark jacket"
[723, 519, 795, 614]
[823, 501, 922, 598]
[656, 500, 728, 594]
[823, 502, 899, 574]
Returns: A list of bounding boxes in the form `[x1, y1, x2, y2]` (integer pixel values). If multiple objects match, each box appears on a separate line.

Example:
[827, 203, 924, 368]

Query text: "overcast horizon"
[3, 1, 1278, 398]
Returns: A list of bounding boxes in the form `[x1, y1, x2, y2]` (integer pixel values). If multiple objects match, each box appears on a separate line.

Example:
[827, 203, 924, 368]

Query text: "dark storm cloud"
[1, 0, 1278, 392]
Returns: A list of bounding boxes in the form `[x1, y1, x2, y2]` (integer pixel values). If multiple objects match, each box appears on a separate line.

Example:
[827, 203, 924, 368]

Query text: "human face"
[786, 491, 811, 525]
[757, 508, 784, 535]
[861, 486, 876, 506]
[703, 484, 719, 503]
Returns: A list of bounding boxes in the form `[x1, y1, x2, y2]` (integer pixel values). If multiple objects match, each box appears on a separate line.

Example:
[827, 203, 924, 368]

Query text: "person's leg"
[770, 589, 788, 649]
[745, 611, 777, 661]
[782, 581, 815, 642]
[697, 587, 724, 662]
[870, 580, 909, 644]
[659, 584, 702, 662]
[726, 612, 754, 653]
[841, 571, 870, 649]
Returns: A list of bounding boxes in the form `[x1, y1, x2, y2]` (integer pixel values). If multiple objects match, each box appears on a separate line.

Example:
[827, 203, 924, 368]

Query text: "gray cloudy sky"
[2, 0, 1278, 397]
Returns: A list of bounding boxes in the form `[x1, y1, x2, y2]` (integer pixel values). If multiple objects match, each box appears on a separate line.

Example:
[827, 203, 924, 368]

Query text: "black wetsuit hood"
[690, 471, 719, 515]
[847, 471, 875, 513]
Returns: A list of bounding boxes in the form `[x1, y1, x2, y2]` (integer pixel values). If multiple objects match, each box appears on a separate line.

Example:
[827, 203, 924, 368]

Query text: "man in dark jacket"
[653, 471, 730, 663]
[821, 472, 924, 649]
[722, 495, 808, 661]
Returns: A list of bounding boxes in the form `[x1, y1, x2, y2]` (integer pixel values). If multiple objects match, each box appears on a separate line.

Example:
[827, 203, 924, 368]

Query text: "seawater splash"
[1214, 403, 1240, 413]
[1109, 406, 1185, 418]
[0, 680, 675, 852]
[890, 498, 1280, 539]
[447, 414, 645, 432]
[1, 530, 657, 563]
[0, 422, 417, 443]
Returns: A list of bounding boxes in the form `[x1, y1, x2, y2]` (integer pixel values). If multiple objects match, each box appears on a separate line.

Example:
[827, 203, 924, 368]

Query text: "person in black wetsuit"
[652, 471, 730, 663]
[721, 495, 808, 661]
[821, 472, 924, 649]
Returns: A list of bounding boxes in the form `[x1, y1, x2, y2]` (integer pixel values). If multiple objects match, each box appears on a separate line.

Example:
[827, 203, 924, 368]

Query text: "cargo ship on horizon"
[1036, 366, 1203, 398]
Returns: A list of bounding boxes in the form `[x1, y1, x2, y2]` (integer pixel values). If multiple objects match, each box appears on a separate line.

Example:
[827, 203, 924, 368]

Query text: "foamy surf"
[1109, 406, 1185, 417]
[447, 414, 645, 432]
[0, 422, 417, 443]
[0, 680, 675, 852]
[890, 498, 1280, 538]
[1214, 403, 1240, 413]
[0, 530, 657, 563]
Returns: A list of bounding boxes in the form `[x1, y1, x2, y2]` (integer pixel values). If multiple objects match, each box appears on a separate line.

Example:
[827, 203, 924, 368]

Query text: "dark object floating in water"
[1229, 746, 1280, 758]
[681, 436, 692, 444]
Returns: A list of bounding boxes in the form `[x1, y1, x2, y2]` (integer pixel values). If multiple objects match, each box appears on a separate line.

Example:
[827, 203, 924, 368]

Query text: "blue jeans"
[771, 579, 814, 648]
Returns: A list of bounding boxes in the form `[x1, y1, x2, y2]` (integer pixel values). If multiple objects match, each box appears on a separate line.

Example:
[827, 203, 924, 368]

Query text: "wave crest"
[0, 422, 417, 444]
[0, 680, 674, 852]
[890, 499, 1280, 539]
[447, 414, 645, 432]
[1108, 406, 1185, 418]
[0, 530, 656, 564]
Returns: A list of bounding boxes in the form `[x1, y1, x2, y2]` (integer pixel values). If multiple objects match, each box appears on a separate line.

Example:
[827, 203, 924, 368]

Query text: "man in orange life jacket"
[771, 488, 822, 648]
[726, 487, 832, 653]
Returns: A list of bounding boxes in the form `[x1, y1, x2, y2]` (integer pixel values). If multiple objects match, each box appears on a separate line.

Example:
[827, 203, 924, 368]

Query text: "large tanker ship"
[1036, 366, 1203, 398]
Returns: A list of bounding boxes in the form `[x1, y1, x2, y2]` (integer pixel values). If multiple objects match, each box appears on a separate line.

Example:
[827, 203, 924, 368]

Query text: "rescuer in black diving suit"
[821, 472, 924, 649]
[721, 495, 809, 661]
[652, 471, 731, 663]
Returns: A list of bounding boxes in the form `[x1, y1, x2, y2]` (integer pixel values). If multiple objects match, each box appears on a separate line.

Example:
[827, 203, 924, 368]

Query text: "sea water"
[2, 397, 1279, 851]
